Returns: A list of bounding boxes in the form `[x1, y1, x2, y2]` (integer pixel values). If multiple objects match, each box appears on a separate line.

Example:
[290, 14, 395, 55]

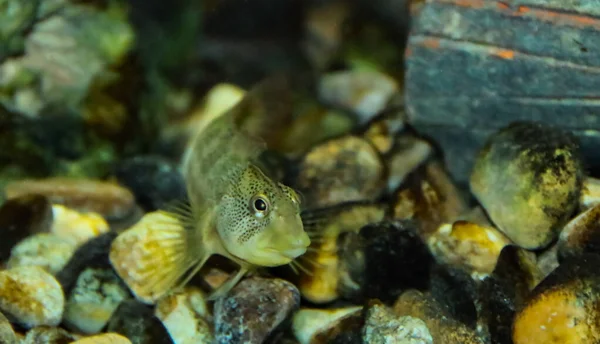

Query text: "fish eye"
[250, 194, 270, 215]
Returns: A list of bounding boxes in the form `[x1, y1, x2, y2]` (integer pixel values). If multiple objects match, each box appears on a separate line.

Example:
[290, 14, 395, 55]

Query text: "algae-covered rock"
[470, 122, 584, 249]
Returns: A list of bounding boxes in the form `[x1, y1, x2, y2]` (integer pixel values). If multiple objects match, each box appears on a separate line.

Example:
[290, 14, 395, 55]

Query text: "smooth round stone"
[0, 266, 65, 329]
[470, 122, 583, 249]
[6, 233, 77, 275]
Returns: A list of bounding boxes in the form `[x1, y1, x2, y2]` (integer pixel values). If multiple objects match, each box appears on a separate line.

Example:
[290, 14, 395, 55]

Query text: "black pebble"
[56, 231, 119, 296]
[478, 245, 539, 344]
[429, 265, 478, 329]
[107, 299, 174, 344]
[0, 194, 52, 262]
[113, 155, 187, 212]
[340, 220, 435, 304]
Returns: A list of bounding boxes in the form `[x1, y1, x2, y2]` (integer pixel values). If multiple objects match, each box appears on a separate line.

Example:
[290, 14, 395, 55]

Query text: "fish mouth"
[265, 247, 307, 260]
[280, 247, 307, 259]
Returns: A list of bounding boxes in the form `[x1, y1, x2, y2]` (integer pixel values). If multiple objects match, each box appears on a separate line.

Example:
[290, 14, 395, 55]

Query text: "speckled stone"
[0, 266, 65, 329]
[214, 277, 301, 344]
[6, 233, 77, 275]
[513, 253, 600, 344]
[394, 290, 484, 344]
[363, 303, 432, 344]
[63, 267, 131, 334]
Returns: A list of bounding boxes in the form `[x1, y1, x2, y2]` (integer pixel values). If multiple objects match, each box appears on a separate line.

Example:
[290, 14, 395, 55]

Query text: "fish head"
[216, 164, 311, 266]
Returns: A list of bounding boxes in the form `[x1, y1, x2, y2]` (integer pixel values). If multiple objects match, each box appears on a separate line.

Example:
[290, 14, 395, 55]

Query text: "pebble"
[470, 121, 584, 249]
[107, 299, 174, 344]
[56, 231, 118, 296]
[214, 277, 300, 344]
[362, 303, 432, 344]
[113, 155, 187, 212]
[478, 246, 544, 343]
[393, 161, 468, 236]
[293, 135, 385, 207]
[21, 326, 76, 344]
[63, 268, 131, 334]
[427, 220, 511, 278]
[579, 177, 600, 211]
[292, 306, 363, 344]
[0, 266, 64, 329]
[6, 233, 77, 275]
[337, 220, 434, 304]
[361, 113, 406, 156]
[4, 177, 136, 220]
[0, 311, 17, 344]
[513, 253, 600, 344]
[154, 287, 213, 344]
[72, 333, 133, 344]
[0, 194, 52, 262]
[557, 203, 600, 260]
[318, 70, 399, 124]
[385, 134, 432, 193]
[428, 266, 478, 329]
[394, 290, 484, 344]
[50, 204, 110, 246]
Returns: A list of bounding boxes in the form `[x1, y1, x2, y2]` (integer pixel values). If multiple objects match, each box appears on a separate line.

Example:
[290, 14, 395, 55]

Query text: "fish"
[109, 79, 311, 304]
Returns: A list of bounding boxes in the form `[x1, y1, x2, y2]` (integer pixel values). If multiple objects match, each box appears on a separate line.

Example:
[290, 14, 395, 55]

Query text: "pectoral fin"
[109, 211, 208, 304]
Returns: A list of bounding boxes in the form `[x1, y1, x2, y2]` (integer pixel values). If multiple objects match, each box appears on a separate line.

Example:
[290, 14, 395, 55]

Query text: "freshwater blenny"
[109, 94, 311, 304]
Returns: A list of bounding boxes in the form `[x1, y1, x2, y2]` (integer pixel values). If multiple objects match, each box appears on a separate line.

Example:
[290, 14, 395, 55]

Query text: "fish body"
[110, 90, 310, 303]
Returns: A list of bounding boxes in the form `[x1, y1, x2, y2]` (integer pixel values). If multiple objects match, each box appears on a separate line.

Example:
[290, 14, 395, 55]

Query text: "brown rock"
[0, 194, 53, 261]
[5, 177, 136, 220]
[558, 203, 600, 260]
[293, 135, 385, 208]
